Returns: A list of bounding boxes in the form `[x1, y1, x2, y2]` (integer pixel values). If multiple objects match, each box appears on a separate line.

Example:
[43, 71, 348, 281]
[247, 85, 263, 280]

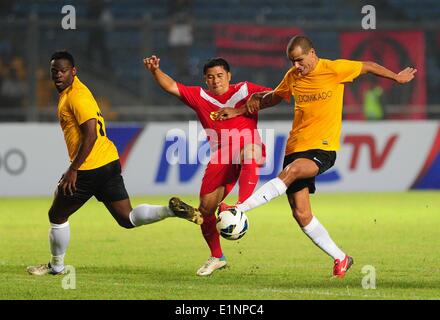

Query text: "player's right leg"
[168, 197, 203, 225]
[104, 198, 203, 228]
[27, 189, 87, 276]
[197, 187, 228, 276]
[97, 161, 202, 227]
[194, 161, 242, 276]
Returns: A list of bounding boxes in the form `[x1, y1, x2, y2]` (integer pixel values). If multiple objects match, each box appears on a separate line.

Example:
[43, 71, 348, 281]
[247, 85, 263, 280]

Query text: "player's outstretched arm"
[361, 61, 417, 84]
[215, 90, 278, 120]
[247, 91, 283, 114]
[143, 55, 181, 98]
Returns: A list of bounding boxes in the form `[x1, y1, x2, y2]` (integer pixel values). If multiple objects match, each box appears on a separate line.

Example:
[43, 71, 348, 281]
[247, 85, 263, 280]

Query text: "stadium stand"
[0, 0, 439, 120]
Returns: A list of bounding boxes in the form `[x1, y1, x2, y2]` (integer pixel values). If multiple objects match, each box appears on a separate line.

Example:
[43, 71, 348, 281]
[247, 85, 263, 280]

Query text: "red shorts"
[199, 162, 241, 199]
[199, 142, 266, 199]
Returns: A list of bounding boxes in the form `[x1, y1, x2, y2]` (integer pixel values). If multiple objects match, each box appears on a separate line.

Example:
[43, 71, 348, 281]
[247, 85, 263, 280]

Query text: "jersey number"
[97, 119, 105, 137]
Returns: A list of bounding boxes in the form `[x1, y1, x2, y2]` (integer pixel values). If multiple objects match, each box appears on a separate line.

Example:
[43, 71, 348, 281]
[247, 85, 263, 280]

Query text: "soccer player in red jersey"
[144, 56, 271, 276]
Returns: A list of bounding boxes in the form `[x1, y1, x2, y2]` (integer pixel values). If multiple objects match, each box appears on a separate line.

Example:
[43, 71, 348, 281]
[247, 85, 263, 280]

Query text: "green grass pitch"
[0, 192, 439, 300]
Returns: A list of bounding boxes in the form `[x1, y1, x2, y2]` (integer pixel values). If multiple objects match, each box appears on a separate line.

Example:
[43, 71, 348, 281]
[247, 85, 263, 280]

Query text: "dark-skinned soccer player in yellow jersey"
[27, 51, 202, 275]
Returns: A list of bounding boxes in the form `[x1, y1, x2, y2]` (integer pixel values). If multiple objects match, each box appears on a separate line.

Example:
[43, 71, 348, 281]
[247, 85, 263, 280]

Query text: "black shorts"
[282, 149, 336, 194]
[57, 160, 129, 203]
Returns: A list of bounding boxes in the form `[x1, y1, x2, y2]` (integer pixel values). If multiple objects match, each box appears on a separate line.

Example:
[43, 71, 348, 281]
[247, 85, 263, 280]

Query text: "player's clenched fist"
[143, 55, 160, 72]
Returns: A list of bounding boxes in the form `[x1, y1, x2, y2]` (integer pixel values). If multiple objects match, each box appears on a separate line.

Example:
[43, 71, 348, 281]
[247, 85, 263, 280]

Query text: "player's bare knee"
[292, 207, 312, 227]
[242, 144, 262, 164]
[48, 207, 55, 220]
[48, 207, 66, 224]
[280, 164, 300, 184]
[198, 204, 216, 217]
[241, 150, 254, 163]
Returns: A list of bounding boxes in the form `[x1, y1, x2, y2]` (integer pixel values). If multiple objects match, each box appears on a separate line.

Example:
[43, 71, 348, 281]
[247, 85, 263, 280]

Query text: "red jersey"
[177, 81, 271, 153]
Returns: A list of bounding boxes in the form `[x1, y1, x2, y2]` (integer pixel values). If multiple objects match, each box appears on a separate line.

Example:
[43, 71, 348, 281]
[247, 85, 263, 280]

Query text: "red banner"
[341, 31, 426, 119]
[215, 24, 302, 68]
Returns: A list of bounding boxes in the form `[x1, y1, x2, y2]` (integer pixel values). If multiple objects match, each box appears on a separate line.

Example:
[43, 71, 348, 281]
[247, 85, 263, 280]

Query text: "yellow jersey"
[57, 76, 119, 170]
[274, 58, 363, 155]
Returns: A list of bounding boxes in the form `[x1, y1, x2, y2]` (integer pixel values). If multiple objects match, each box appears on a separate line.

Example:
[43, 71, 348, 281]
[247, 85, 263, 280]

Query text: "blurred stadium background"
[0, 0, 439, 122]
[1, 0, 439, 196]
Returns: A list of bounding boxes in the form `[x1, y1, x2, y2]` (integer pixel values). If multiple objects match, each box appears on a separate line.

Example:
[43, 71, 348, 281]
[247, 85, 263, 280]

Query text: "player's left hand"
[214, 107, 245, 121]
[395, 67, 417, 84]
[59, 168, 77, 196]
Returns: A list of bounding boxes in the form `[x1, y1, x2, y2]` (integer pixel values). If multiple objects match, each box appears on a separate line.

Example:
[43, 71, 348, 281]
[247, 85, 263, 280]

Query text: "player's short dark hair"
[203, 58, 230, 74]
[50, 50, 75, 67]
[286, 35, 314, 56]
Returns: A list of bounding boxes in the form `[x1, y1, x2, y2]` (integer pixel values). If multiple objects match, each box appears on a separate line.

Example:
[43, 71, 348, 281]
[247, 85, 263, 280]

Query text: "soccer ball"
[216, 208, 249, 240]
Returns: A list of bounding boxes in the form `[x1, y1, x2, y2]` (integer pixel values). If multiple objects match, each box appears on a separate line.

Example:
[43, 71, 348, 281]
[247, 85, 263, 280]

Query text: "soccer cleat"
[169, 197, 203, 225]
[196, 255, 227, 276]
[27, 263, 64, 276]
[333, 255, 354, 278]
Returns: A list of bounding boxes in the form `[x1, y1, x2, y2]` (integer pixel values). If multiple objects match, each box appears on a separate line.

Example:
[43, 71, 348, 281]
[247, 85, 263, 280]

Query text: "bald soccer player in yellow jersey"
[27, 51, 202, 276]
[216, 35, 416, 278]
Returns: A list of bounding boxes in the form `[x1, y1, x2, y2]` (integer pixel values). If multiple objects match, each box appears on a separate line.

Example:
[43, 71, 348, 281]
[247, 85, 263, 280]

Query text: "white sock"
[49, 221, 70, 272]
[236, 177, 287, 212]
[129, 204, 175, 227]
[302, 216, 345, 261]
